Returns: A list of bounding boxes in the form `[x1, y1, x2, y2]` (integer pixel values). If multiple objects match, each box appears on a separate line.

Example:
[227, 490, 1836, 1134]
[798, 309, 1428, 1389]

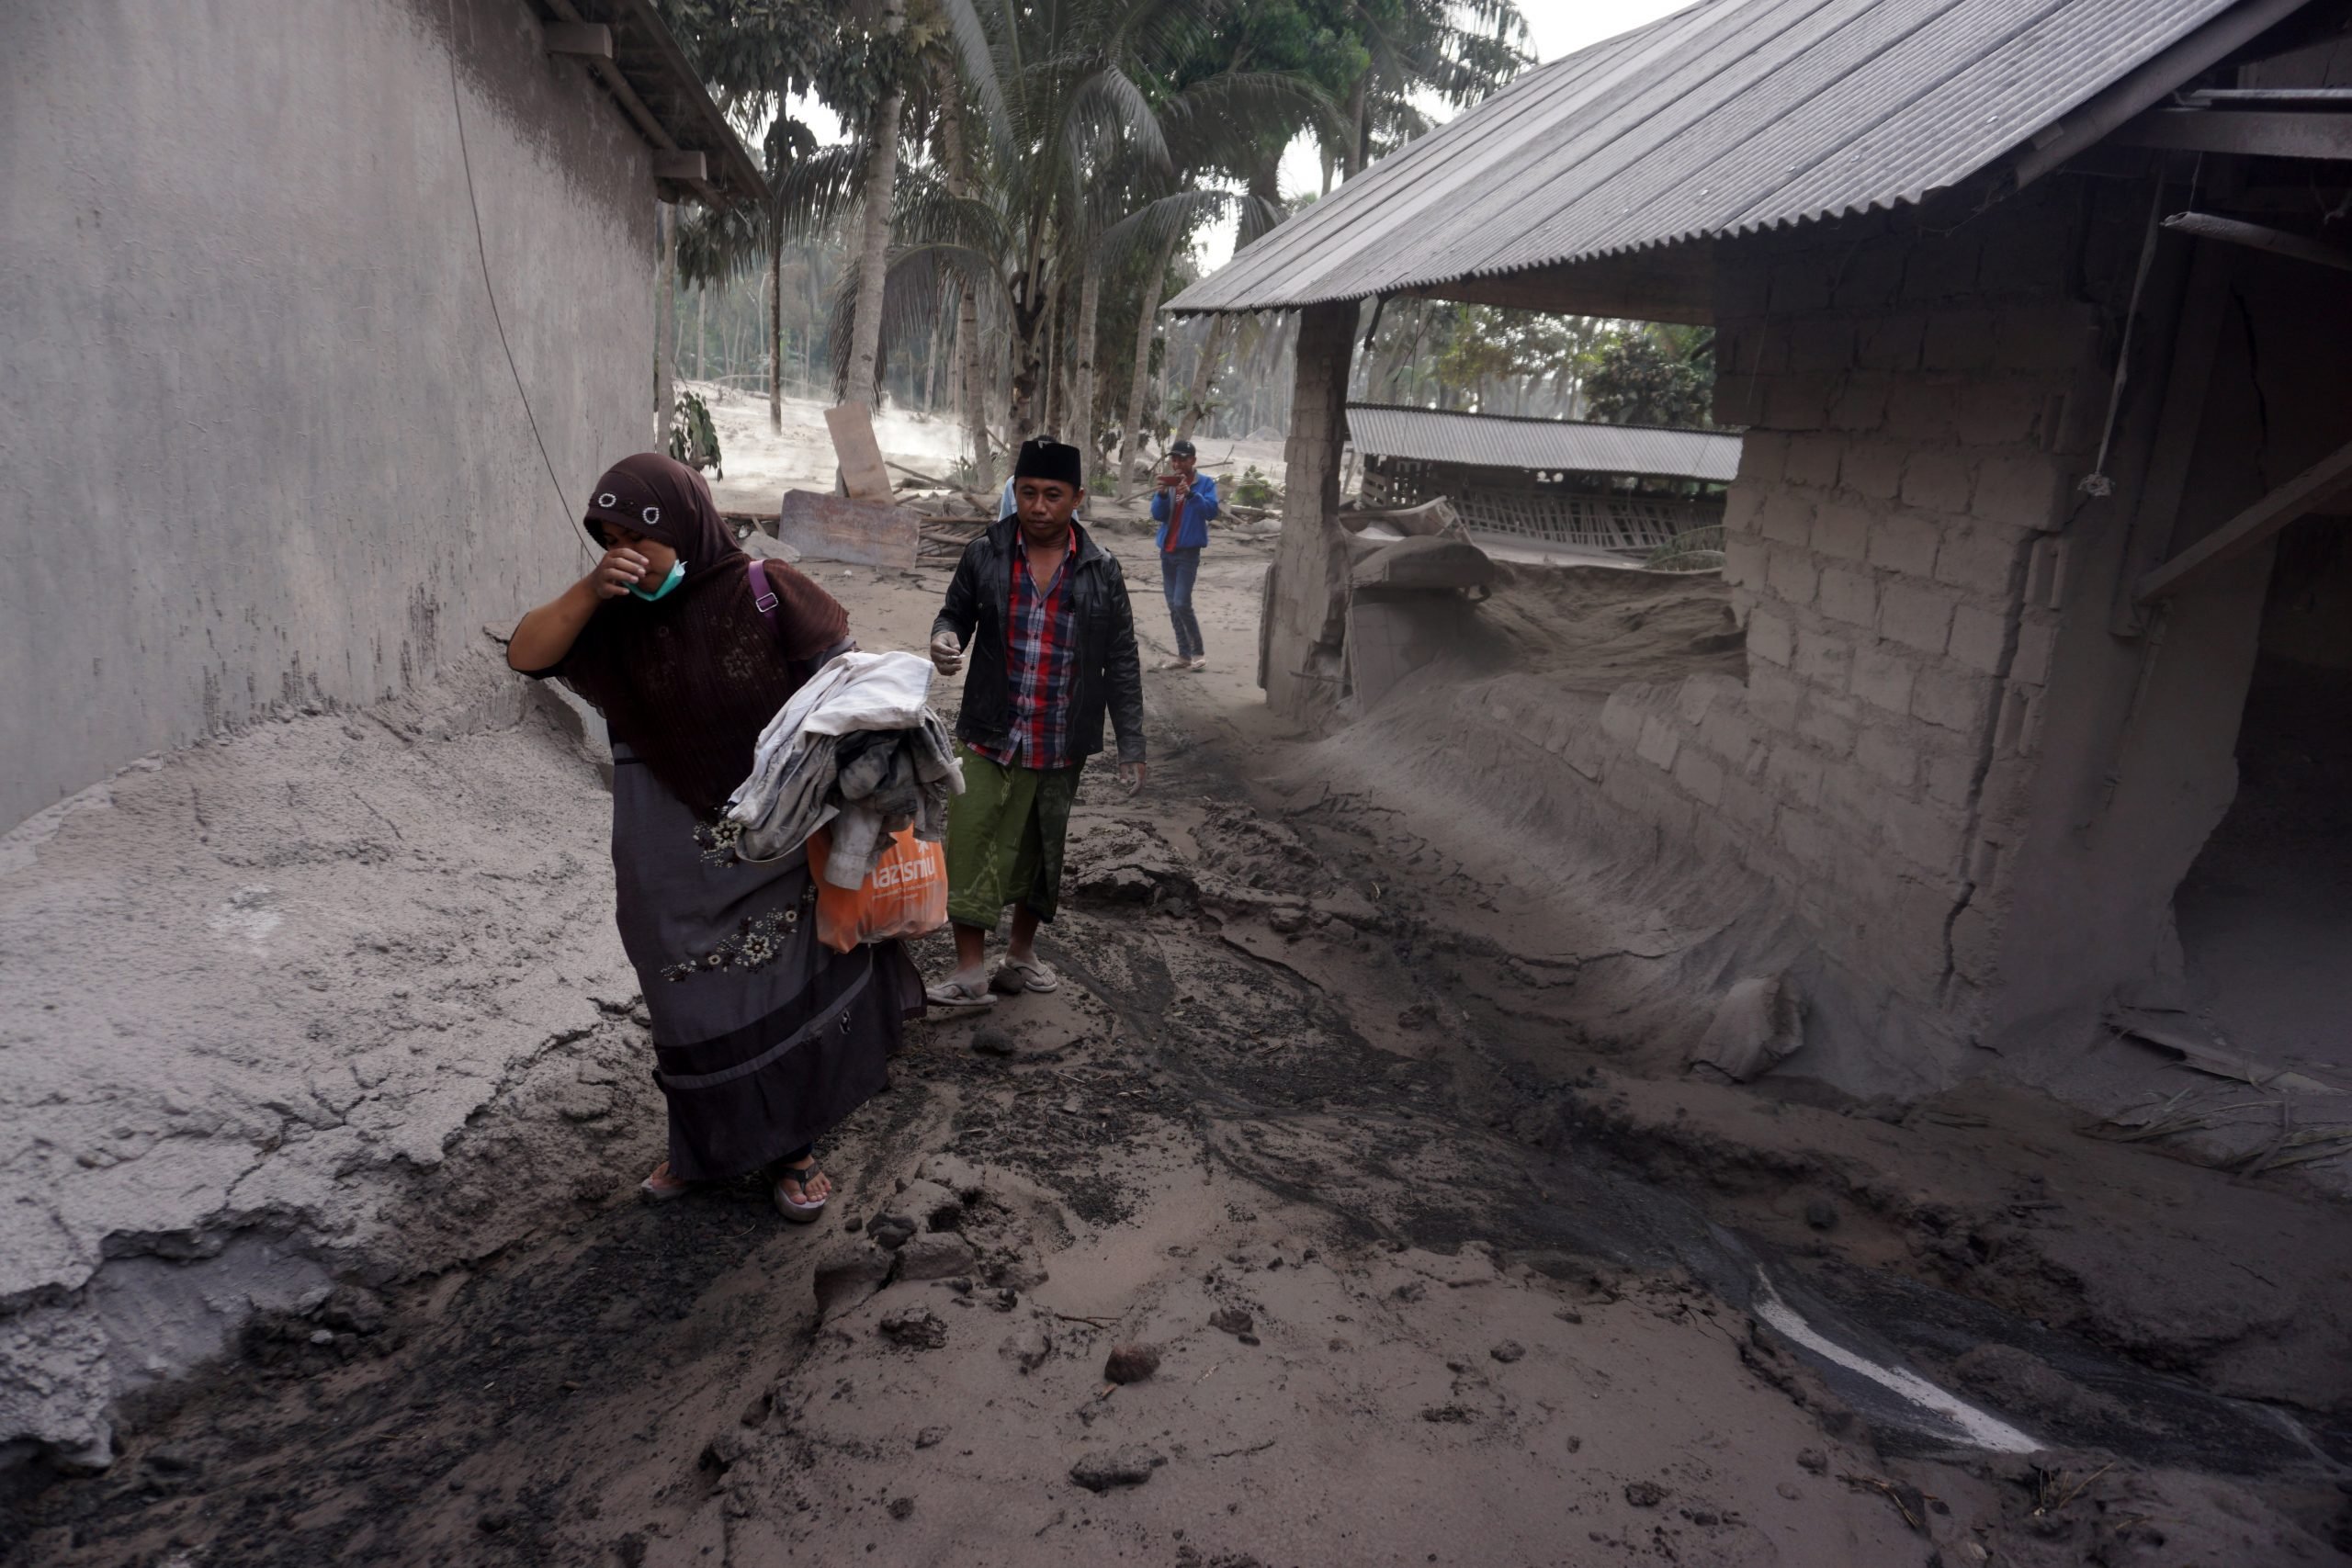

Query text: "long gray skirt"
[612, 745, 922, 1183]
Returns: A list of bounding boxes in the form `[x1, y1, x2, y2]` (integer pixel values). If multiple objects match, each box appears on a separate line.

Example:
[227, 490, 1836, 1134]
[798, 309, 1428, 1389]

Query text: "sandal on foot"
[925, 976, 998, 1010]
[640, 1160, 691, 1201]
[990, 956, 1061, 995]
[775, 1161, 830, 1224]
[1155, 656, 1192, 671]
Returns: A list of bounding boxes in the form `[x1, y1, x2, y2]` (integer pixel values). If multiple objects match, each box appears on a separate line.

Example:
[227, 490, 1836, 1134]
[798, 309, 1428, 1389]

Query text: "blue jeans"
[1159, 547, 1204, 660]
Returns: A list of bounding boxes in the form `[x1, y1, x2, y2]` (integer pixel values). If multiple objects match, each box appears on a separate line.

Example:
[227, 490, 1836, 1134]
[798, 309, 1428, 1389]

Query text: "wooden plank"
[2113, 108, 2352, 161]
[775, 491, 918, 570]
[823, 402, 897, 503]
[2138, 437, 2352, 603]
[652, 151, 708, 182]
[544, 22, 612, 58]
[2161, 212, 2352, 275]
[2109, 239, 2229, 637]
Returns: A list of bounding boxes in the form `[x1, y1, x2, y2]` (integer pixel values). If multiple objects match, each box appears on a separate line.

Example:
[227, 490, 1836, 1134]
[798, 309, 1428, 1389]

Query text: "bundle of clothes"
[724, 651, 963, 886]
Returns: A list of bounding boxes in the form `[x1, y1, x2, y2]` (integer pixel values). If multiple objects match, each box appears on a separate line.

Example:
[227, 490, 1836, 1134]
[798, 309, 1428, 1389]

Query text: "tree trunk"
[842, 94, 903, 411]
[1072, 260, 1101, 465]
[1042, 288, 1059, 437]
[1174, 312, 1228, 446]
[1117, 230, 1182, 498]
[767, 228, 783, 432]
[654, 202, 677, 447]
[694, 283, 707, 379]
[933, 62, 991, 487]
[1342, 72, 1370, 179]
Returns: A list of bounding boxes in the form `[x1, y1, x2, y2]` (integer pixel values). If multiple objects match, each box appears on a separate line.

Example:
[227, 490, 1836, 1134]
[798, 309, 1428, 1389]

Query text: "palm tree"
[842, 0, 1311, 479]
[1328, 0, 1528, 179]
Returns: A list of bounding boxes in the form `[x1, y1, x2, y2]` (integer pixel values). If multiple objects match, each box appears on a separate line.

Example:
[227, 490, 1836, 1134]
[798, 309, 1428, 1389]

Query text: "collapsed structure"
[1172, 0, 2352, 1093]
[1350, 404, 1740, 555]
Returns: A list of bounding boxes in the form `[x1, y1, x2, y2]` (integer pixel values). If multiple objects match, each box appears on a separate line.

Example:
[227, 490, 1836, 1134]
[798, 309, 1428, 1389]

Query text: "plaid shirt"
[969, 532, 1077, 771]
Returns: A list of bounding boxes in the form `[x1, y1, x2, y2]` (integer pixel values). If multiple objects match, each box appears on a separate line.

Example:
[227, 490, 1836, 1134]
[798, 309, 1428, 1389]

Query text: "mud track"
[6, 540, 2347, 1567]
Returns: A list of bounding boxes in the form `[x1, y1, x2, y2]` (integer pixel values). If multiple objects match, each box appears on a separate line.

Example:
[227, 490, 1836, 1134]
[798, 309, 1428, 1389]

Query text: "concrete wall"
[0, 0, 654, 831]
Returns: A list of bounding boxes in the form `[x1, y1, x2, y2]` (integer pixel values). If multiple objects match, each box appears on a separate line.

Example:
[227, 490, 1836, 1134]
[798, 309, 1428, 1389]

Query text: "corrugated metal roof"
[1169, 0, 2249, 314]
[1349, 405, 1744, 481]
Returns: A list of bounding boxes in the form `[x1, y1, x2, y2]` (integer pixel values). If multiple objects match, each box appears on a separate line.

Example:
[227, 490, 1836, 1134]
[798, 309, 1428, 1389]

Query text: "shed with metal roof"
[1350, 405, 1743, 552]
[1168, 0, 2328, 321]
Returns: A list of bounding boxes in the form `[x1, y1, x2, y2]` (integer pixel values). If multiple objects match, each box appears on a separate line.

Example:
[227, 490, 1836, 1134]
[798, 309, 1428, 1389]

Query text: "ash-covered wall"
[0, 0, 652, 832]
[1543, 178, 2154, 1089]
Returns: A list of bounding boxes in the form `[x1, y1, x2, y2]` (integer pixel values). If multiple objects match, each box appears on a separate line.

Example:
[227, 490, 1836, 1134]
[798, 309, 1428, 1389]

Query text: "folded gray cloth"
[737, 733, 841, 863]
[727, 676, 966, 883]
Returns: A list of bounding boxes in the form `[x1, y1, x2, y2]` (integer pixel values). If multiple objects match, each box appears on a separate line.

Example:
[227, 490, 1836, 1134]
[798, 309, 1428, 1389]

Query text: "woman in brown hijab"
[508, 453, 922, 1221]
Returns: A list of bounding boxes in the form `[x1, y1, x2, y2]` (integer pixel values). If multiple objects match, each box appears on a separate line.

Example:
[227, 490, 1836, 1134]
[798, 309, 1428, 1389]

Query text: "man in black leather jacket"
[924, 439, 1146, 1008]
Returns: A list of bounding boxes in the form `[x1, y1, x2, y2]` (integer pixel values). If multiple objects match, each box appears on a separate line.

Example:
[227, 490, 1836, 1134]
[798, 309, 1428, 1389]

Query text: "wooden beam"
[2162, 211, 2352, 274]
[1414, 244, 1715, 326]
[2108, 237, 2228, 637]
[652, 151, 708, 183]
[2138, 437, 2352, 603]
[2011, 0, 2315, 186]
[2113, 109, 2352, 161]
[544, 22, 613, 59]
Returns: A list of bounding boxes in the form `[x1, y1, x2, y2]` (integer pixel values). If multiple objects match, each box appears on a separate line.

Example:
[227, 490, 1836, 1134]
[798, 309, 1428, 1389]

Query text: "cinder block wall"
[1558, 179, 2149, 1085]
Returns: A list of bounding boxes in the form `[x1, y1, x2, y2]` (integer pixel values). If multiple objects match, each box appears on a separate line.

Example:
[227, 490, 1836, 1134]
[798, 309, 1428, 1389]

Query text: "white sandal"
[990, 956, 1061, 995]
[775, 1159, 830, 1224]
[640, 1160, 691, 1201]
[925, 976, 998, 1010]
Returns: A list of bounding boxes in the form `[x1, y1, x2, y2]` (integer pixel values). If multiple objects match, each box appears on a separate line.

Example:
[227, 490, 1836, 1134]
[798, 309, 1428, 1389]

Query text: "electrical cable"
[446, 2, 593, 562]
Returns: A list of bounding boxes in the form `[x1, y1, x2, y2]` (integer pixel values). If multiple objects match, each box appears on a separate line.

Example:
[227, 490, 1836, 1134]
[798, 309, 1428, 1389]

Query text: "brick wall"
[1553, 179, 2147, 1077]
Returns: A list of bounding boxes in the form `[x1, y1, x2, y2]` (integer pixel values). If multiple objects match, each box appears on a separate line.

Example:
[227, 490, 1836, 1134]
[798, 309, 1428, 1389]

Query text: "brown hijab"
[555, 454, 848, 817]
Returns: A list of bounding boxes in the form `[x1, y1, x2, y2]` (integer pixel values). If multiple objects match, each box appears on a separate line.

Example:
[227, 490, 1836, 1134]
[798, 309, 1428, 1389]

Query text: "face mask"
[629, 558, 686, 602]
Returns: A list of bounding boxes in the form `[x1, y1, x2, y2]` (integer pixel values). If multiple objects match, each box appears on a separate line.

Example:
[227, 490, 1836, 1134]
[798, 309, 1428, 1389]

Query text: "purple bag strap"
[747, 558, 780, 624]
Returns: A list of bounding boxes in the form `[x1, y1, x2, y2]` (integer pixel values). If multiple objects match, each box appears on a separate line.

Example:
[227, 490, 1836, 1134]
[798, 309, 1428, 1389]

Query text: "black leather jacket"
[932, 519, 1147, 765]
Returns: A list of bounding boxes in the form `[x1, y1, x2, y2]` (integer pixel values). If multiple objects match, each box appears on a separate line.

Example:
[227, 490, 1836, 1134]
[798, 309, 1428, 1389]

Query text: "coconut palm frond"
[1235, 191, 1287, 249]
[827, 241, 1014, 397]
[772, 143, 870, 244]
[675, 202, 773, 286]
[932, 0, 1012, 148]
[1096, 186, 1235, 265]
[1157, 70, 1329, 169]
[1063, 66, 1172, 178]
[894, 171, 1016, 257]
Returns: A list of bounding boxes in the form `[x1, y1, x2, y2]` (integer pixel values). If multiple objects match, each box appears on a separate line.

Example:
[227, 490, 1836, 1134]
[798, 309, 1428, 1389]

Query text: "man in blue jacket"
[1148, 439, 1217, 672]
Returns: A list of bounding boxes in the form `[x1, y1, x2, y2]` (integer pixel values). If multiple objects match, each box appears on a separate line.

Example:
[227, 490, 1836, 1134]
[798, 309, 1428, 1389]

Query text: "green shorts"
[944, 746, 1083, 929]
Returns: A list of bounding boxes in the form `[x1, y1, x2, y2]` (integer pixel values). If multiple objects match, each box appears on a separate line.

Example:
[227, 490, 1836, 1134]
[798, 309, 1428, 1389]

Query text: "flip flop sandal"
[775, 1162, 830, 1224]
[990, 956, 1061, 995]
[1155, 657, 1192, 671]
[639, 1161, 691, 1201]
[925, 976, 998, 1010]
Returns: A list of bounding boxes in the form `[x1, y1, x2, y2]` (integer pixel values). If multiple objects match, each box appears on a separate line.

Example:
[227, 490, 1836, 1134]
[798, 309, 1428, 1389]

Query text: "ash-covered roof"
[1170, 0, 2265, 315]
[1349, 405, 1744, 482]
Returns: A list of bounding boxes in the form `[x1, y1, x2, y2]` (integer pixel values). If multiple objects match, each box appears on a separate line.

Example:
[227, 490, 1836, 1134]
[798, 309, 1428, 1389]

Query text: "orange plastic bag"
[807, 826, 948, 953]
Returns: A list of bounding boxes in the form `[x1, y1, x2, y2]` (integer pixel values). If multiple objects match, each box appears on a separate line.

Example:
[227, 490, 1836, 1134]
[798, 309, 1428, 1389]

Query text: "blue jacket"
[1150, 472, 1218, 551]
